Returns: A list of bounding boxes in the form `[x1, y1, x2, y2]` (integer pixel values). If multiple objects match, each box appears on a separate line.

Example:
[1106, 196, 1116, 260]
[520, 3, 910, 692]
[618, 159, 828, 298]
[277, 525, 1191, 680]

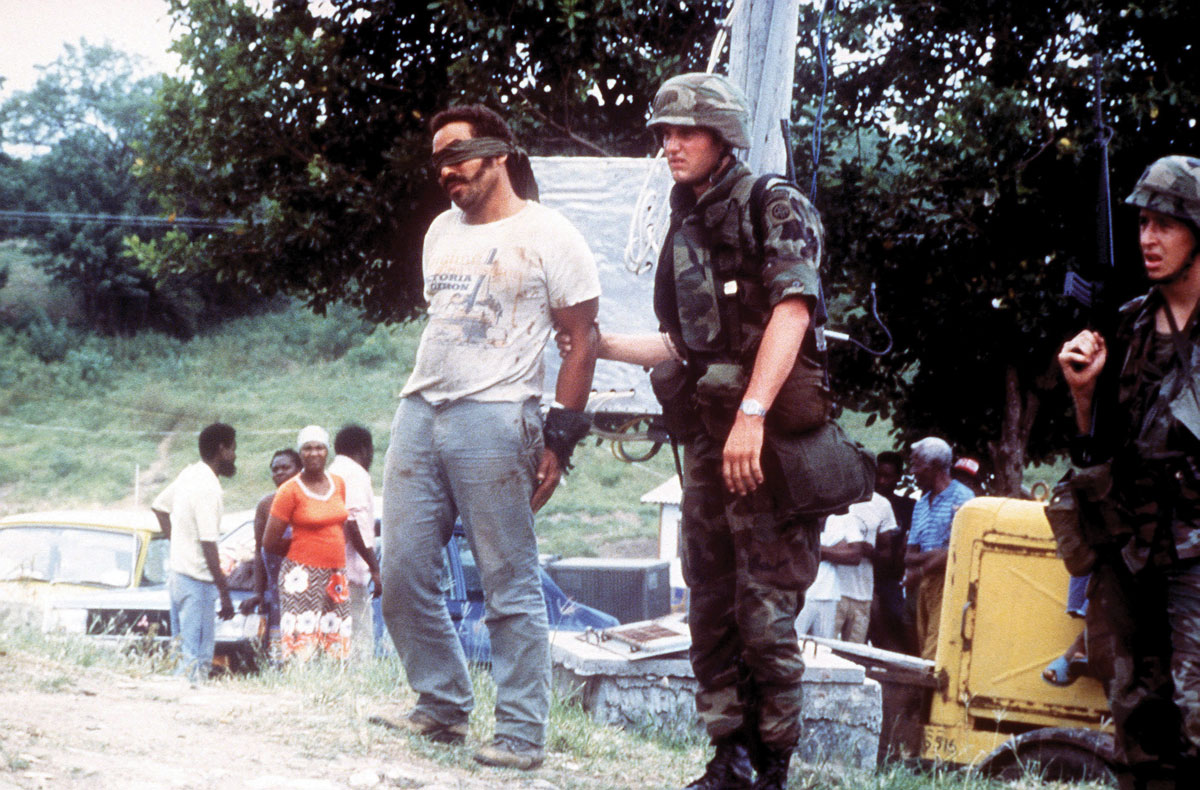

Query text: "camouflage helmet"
[647, 73, 752, 149]
[1125, 155, 1200, 228]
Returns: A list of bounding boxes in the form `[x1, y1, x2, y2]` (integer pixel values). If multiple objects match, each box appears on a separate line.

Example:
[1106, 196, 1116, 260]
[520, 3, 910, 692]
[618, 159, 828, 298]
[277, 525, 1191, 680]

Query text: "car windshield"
[0, 526, 140, 588]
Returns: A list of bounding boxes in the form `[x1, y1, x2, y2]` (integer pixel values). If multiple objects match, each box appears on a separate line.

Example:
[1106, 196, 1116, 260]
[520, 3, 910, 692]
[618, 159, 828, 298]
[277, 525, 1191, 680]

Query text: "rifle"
[1062, 52, 1118, 445]
[1063, 53, 1116, 323]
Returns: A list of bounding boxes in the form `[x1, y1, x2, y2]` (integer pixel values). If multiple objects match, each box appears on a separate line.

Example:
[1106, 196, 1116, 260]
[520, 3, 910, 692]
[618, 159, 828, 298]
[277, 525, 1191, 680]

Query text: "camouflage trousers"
[680, 430, 820, 750]
[1090, 557, 1200, 789]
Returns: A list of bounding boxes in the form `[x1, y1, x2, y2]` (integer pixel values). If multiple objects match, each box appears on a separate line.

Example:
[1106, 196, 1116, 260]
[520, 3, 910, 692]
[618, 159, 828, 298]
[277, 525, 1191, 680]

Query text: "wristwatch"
[739, 398, 768, 418]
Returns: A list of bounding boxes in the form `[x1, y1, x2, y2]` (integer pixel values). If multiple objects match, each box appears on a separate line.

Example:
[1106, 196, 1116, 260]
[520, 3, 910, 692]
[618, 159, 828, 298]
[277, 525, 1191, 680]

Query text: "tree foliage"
[792, 0, 1200, 491]
[135, 0, 721, 324]
[0, 41, 259, 335]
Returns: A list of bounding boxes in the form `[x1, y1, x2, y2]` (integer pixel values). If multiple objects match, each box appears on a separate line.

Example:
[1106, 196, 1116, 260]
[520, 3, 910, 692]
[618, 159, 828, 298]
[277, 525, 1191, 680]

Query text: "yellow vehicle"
[0, 509, 168, 625]
[822, 496, 1116, 781]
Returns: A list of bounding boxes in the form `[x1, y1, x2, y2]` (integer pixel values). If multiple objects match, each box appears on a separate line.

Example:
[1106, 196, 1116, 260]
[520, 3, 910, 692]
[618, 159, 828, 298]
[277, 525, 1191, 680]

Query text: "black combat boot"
[750, 746, 792, 790]
[681, 736, 754, 790]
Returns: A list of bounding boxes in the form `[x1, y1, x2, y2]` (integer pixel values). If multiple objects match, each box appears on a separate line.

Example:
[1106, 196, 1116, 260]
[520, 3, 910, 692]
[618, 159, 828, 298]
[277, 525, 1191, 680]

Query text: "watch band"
[739, 398, 768, 418]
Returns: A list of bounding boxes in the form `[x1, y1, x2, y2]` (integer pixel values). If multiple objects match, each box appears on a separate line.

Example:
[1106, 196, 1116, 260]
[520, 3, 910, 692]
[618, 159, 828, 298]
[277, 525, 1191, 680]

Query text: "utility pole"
[727, 0, 801, 175]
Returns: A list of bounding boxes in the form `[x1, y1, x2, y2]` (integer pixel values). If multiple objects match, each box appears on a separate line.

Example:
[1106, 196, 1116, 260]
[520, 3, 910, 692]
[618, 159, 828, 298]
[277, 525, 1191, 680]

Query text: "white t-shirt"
[328, 455, 375, 586]
[152, 461, 223, 583]
[401, 201, 601, 405]
[839, 492, 899, 602]
[806, 515, 853, 602]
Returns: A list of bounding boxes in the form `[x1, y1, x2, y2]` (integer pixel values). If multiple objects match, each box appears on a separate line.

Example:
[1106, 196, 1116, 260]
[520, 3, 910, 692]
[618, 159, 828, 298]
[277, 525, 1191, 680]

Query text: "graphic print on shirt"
[424, 247, 536, 348]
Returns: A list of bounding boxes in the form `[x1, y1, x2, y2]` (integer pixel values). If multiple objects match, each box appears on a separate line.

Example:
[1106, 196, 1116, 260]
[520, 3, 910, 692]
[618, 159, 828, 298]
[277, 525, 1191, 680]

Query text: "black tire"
[980, 728, 1117, 785]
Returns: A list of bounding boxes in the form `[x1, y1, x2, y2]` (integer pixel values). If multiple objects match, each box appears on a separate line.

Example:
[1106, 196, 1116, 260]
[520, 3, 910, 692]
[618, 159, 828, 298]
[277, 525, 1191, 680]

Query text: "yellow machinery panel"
[923, 497, 1110, 765]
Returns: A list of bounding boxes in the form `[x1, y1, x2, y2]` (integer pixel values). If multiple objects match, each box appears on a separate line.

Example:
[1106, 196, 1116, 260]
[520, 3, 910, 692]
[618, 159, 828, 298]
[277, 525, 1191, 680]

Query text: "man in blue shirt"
[904, 437, 975, 659]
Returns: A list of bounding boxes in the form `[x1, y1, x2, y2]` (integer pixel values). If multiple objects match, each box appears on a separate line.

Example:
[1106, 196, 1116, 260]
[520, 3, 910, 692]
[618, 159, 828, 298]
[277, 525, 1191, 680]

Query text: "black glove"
[543, 407, 592, 472]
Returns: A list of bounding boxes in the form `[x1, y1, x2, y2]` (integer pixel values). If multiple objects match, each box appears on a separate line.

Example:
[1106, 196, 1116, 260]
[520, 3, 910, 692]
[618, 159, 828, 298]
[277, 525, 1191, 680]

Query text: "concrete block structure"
[550, 629, 881, 769]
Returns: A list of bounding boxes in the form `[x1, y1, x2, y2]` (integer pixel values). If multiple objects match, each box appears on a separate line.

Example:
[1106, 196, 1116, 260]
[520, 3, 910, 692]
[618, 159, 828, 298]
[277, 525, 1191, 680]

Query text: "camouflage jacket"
[652, 161, 824, 370]
[1102, 288, 1200, 569]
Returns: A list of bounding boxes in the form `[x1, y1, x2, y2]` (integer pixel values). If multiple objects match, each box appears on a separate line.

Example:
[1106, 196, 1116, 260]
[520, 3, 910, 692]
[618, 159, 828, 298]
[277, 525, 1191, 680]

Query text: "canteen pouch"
[1046, 463, 1120, 576]
[765, 419, 876, 518]
[650, 358, 698, 442]
[695, 362, 746, 405]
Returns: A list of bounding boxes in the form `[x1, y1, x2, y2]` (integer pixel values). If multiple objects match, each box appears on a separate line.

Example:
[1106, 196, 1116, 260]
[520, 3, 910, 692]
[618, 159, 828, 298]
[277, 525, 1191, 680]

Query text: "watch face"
[740, 399, 767, 417]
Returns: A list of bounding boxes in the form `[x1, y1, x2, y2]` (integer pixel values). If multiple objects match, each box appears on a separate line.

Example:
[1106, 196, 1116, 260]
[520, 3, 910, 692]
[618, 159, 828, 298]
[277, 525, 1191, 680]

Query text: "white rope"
[621, 153, 671, 275]
[622, 0, 746, 276]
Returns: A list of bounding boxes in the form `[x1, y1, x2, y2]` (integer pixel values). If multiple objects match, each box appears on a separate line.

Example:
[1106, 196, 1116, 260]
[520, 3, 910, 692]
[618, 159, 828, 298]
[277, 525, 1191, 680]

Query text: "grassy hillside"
[0, 272, 1062, 554]
[0, 300, 690, 557]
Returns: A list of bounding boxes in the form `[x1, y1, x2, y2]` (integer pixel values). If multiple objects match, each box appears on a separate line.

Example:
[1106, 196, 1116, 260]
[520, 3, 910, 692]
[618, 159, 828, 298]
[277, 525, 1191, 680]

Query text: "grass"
[0, 624, 1113, 790]
[0, 286, 1074, 556]
[0, 263, 675, 556]
[1, 235, 1067, 535]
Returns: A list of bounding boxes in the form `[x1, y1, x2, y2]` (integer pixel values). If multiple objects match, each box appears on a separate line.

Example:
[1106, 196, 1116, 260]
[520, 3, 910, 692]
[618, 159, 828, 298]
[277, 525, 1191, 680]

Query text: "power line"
[0, 419, 290, 437]
[0, 209, 244, 231]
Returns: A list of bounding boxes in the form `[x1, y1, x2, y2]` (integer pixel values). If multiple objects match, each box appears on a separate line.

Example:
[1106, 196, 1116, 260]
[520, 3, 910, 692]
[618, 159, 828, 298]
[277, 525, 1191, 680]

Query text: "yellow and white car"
[0, 509, 262, 667]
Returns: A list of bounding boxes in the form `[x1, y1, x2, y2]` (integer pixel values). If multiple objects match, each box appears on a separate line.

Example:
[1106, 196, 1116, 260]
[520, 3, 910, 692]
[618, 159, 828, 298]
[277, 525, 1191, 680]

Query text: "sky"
[0, 0, 180, 101]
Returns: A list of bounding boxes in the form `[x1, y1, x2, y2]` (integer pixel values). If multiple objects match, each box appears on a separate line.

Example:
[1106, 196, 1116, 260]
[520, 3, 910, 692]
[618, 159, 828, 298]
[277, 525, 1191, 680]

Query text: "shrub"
[24, 312, 84, 363]
[63, 346, 115, 385]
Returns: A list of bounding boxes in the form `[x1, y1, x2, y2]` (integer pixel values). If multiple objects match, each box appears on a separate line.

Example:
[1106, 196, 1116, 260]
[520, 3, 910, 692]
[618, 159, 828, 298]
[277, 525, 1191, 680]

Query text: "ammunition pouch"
[764, 420, 876, 519]
[693, 362, 744, 438]
[649, 358, 699, 442]
[1046, 464, 1124, 576]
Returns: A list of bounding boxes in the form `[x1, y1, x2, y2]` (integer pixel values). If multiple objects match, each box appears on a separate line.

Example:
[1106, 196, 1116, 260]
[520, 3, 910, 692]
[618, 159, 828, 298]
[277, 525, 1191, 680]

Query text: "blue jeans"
[381, 396, 549, 747]
[263, 548, 285, 629]
[169, 571, 217, 682]
[1067, 572, 1090, 618]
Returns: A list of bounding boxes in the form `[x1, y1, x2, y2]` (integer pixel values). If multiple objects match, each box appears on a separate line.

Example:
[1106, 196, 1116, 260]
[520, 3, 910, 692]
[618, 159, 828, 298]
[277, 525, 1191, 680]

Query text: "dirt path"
[120, 427, 179, 508]
[0, 649, 569, 790]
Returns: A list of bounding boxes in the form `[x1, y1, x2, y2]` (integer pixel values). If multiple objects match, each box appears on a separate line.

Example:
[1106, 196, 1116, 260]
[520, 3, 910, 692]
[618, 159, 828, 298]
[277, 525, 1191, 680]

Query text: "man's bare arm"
[723, 297, 810, 495]
[822, 540, 868, 565]
[152, 509, 172, 540]
[556, 329, 677, 368]
[551, 297, 600, 410]
[201, 541, 234, 620]
[531, 298, 600, 512]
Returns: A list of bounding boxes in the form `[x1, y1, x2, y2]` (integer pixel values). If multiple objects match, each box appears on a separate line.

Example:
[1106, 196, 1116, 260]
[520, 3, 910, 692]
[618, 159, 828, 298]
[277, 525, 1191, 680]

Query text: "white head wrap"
[296, 424, 330, 452]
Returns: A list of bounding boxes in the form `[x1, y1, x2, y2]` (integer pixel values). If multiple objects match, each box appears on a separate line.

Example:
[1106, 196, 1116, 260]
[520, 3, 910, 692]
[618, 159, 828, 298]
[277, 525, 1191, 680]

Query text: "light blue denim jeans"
[381, 395, 550, 748]
[168, 570, 217, 683]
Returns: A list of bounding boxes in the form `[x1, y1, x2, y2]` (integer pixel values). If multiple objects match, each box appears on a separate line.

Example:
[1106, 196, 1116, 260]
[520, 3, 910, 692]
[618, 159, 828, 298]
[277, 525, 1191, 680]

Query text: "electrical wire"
[0, 209, 242, 231]
[810, 0, 831, 202]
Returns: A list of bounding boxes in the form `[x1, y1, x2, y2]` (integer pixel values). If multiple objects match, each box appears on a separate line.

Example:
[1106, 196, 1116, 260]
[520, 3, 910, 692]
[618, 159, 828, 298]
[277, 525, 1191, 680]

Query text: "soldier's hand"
[1058, 330, 1107, 392]
[554, 328, 574, 358]
[531, 448, 562, 512]
[723, 414, 765, 496]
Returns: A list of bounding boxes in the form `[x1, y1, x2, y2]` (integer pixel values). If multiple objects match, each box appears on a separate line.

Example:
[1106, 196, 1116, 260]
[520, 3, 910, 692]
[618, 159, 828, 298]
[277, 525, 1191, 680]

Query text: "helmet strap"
[703, 152, 734, 190]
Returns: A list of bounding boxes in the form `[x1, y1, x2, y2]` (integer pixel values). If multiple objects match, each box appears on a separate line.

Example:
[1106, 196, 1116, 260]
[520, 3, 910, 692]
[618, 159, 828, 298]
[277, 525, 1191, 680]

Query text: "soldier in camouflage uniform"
[563, 73, 829, 790]
[1059, 155, 1200, 789]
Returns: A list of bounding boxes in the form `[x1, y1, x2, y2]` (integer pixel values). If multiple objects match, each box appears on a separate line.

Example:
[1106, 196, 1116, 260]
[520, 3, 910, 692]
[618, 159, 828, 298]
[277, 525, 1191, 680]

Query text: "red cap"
[953, 457, 980, 477]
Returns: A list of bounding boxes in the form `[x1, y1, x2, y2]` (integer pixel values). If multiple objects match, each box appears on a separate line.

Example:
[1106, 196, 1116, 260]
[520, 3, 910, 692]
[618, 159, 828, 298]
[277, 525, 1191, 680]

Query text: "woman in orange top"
[264, 425, 375, 662]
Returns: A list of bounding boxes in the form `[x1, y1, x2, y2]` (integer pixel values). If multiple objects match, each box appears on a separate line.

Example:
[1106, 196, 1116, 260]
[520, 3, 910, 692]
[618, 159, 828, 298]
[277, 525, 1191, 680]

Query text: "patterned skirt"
[278, 557, 351, 662]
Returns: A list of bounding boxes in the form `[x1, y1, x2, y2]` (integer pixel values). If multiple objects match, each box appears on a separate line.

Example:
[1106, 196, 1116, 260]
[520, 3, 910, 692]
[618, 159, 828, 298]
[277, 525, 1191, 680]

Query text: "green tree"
[134, 0, 721, 324]
[0, 41, 257, 335]
[793, 0, 1200, 493]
